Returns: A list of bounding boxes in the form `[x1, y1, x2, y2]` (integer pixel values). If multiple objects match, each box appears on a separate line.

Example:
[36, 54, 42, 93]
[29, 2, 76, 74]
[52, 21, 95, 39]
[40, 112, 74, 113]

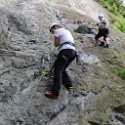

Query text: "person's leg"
[103, 35, 110, 48]
[53, 49, 76, 95]
[62, 70, 73, 91]
[95, 32, 104, 46]
[103, 28, 110, 48]
[62, 50, 76, 91]
[45, 51, 68, 98]
[105, 37, 109, 44]
[45, 49, 76, 98]
[52, 53, 68, 96]
[103, 37, 109, 48]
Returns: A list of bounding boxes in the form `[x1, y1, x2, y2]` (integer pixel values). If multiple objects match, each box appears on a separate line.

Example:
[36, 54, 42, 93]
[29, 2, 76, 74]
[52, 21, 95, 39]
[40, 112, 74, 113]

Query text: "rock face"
[0, 0, 125, 125]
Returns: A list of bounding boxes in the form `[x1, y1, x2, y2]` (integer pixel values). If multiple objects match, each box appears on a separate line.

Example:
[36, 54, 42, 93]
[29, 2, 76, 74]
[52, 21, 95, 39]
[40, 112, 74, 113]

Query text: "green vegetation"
[98, 0, 125, 33]
[112, 68, 125, 80]
[111, 51, 125, 80]
[117, 68, 125, 80]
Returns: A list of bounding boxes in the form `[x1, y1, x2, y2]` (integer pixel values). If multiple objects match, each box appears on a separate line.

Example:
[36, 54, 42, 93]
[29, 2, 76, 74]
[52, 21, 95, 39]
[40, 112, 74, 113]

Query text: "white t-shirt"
[54, 28, 75, 51]
[98, 19, 107, 29]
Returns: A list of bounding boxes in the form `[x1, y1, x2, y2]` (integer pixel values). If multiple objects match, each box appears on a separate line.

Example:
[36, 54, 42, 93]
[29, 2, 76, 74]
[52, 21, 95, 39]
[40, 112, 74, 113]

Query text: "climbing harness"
[59, 42, 75, 49]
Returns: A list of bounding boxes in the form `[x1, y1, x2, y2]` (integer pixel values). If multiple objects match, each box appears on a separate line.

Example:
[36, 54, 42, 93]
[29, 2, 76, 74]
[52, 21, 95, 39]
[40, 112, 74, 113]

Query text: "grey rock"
[74, 24, 94, 34]
[0, 1, 125, 125]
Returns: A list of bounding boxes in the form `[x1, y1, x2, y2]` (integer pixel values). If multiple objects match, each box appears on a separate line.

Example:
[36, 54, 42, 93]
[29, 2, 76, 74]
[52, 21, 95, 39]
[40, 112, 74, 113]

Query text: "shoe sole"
[45, 93, 59, 99]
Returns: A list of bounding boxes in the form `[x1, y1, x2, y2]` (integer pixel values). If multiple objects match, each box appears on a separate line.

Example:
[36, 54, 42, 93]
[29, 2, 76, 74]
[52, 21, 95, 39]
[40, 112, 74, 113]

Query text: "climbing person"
[45, 22, 76, 99]
[90, 14, 110, 48]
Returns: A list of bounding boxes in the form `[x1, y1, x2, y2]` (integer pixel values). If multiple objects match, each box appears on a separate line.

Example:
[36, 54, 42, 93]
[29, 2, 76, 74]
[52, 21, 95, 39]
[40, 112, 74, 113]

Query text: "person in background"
[45, 22, 76, 99]
[91, 14, 110, 48]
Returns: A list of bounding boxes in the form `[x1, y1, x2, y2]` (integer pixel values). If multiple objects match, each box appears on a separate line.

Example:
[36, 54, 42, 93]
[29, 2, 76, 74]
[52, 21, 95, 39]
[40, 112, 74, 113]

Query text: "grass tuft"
[98, 0, 125, 33]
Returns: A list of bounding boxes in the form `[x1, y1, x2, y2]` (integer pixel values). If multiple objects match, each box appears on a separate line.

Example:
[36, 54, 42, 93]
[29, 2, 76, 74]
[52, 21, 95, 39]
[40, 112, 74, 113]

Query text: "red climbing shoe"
[45, 91, 58, 99]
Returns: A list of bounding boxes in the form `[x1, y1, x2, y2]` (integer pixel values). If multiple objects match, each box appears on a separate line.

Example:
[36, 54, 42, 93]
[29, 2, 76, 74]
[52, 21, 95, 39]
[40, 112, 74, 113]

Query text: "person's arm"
[88, 22, 99, 30]
[90, 22, 98, 26]
[54, 36, 60, 47]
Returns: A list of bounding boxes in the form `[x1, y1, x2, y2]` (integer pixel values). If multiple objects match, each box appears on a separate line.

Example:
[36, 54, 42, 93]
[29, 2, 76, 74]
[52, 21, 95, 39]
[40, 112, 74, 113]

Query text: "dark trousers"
[52, 49, 76, 96]
[95, 28, 109, 41]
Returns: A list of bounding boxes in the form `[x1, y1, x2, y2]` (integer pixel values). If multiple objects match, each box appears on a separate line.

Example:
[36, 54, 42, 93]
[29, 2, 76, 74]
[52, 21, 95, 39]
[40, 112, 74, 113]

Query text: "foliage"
[112, 51, 125, 80]
[117, 68, 125, 80]
[98, 0, 125, 33]
[116, 21, 125, 33]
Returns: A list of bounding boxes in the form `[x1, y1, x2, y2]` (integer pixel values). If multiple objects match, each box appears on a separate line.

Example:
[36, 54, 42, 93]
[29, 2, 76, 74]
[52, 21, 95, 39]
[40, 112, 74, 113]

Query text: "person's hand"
[95, 27, 99, 31]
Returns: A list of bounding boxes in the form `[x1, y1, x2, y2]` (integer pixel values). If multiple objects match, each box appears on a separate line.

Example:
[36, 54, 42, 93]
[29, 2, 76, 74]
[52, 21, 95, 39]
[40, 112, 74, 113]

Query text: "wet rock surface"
[0, 0, 125, 125]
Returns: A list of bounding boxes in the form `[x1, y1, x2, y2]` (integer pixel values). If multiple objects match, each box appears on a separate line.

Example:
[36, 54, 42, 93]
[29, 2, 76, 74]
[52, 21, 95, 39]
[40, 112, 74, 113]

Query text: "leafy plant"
[112, 4, 118, 14]
[116, 22, 125, 33]
[118, 68, 125, 80]
[98, 0, 125, 33]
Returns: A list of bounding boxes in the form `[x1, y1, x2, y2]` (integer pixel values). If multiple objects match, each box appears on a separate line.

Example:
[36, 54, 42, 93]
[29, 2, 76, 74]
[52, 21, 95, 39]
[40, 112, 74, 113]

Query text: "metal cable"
[16, 61, 55, 125]
[16, 75, 43, 125]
